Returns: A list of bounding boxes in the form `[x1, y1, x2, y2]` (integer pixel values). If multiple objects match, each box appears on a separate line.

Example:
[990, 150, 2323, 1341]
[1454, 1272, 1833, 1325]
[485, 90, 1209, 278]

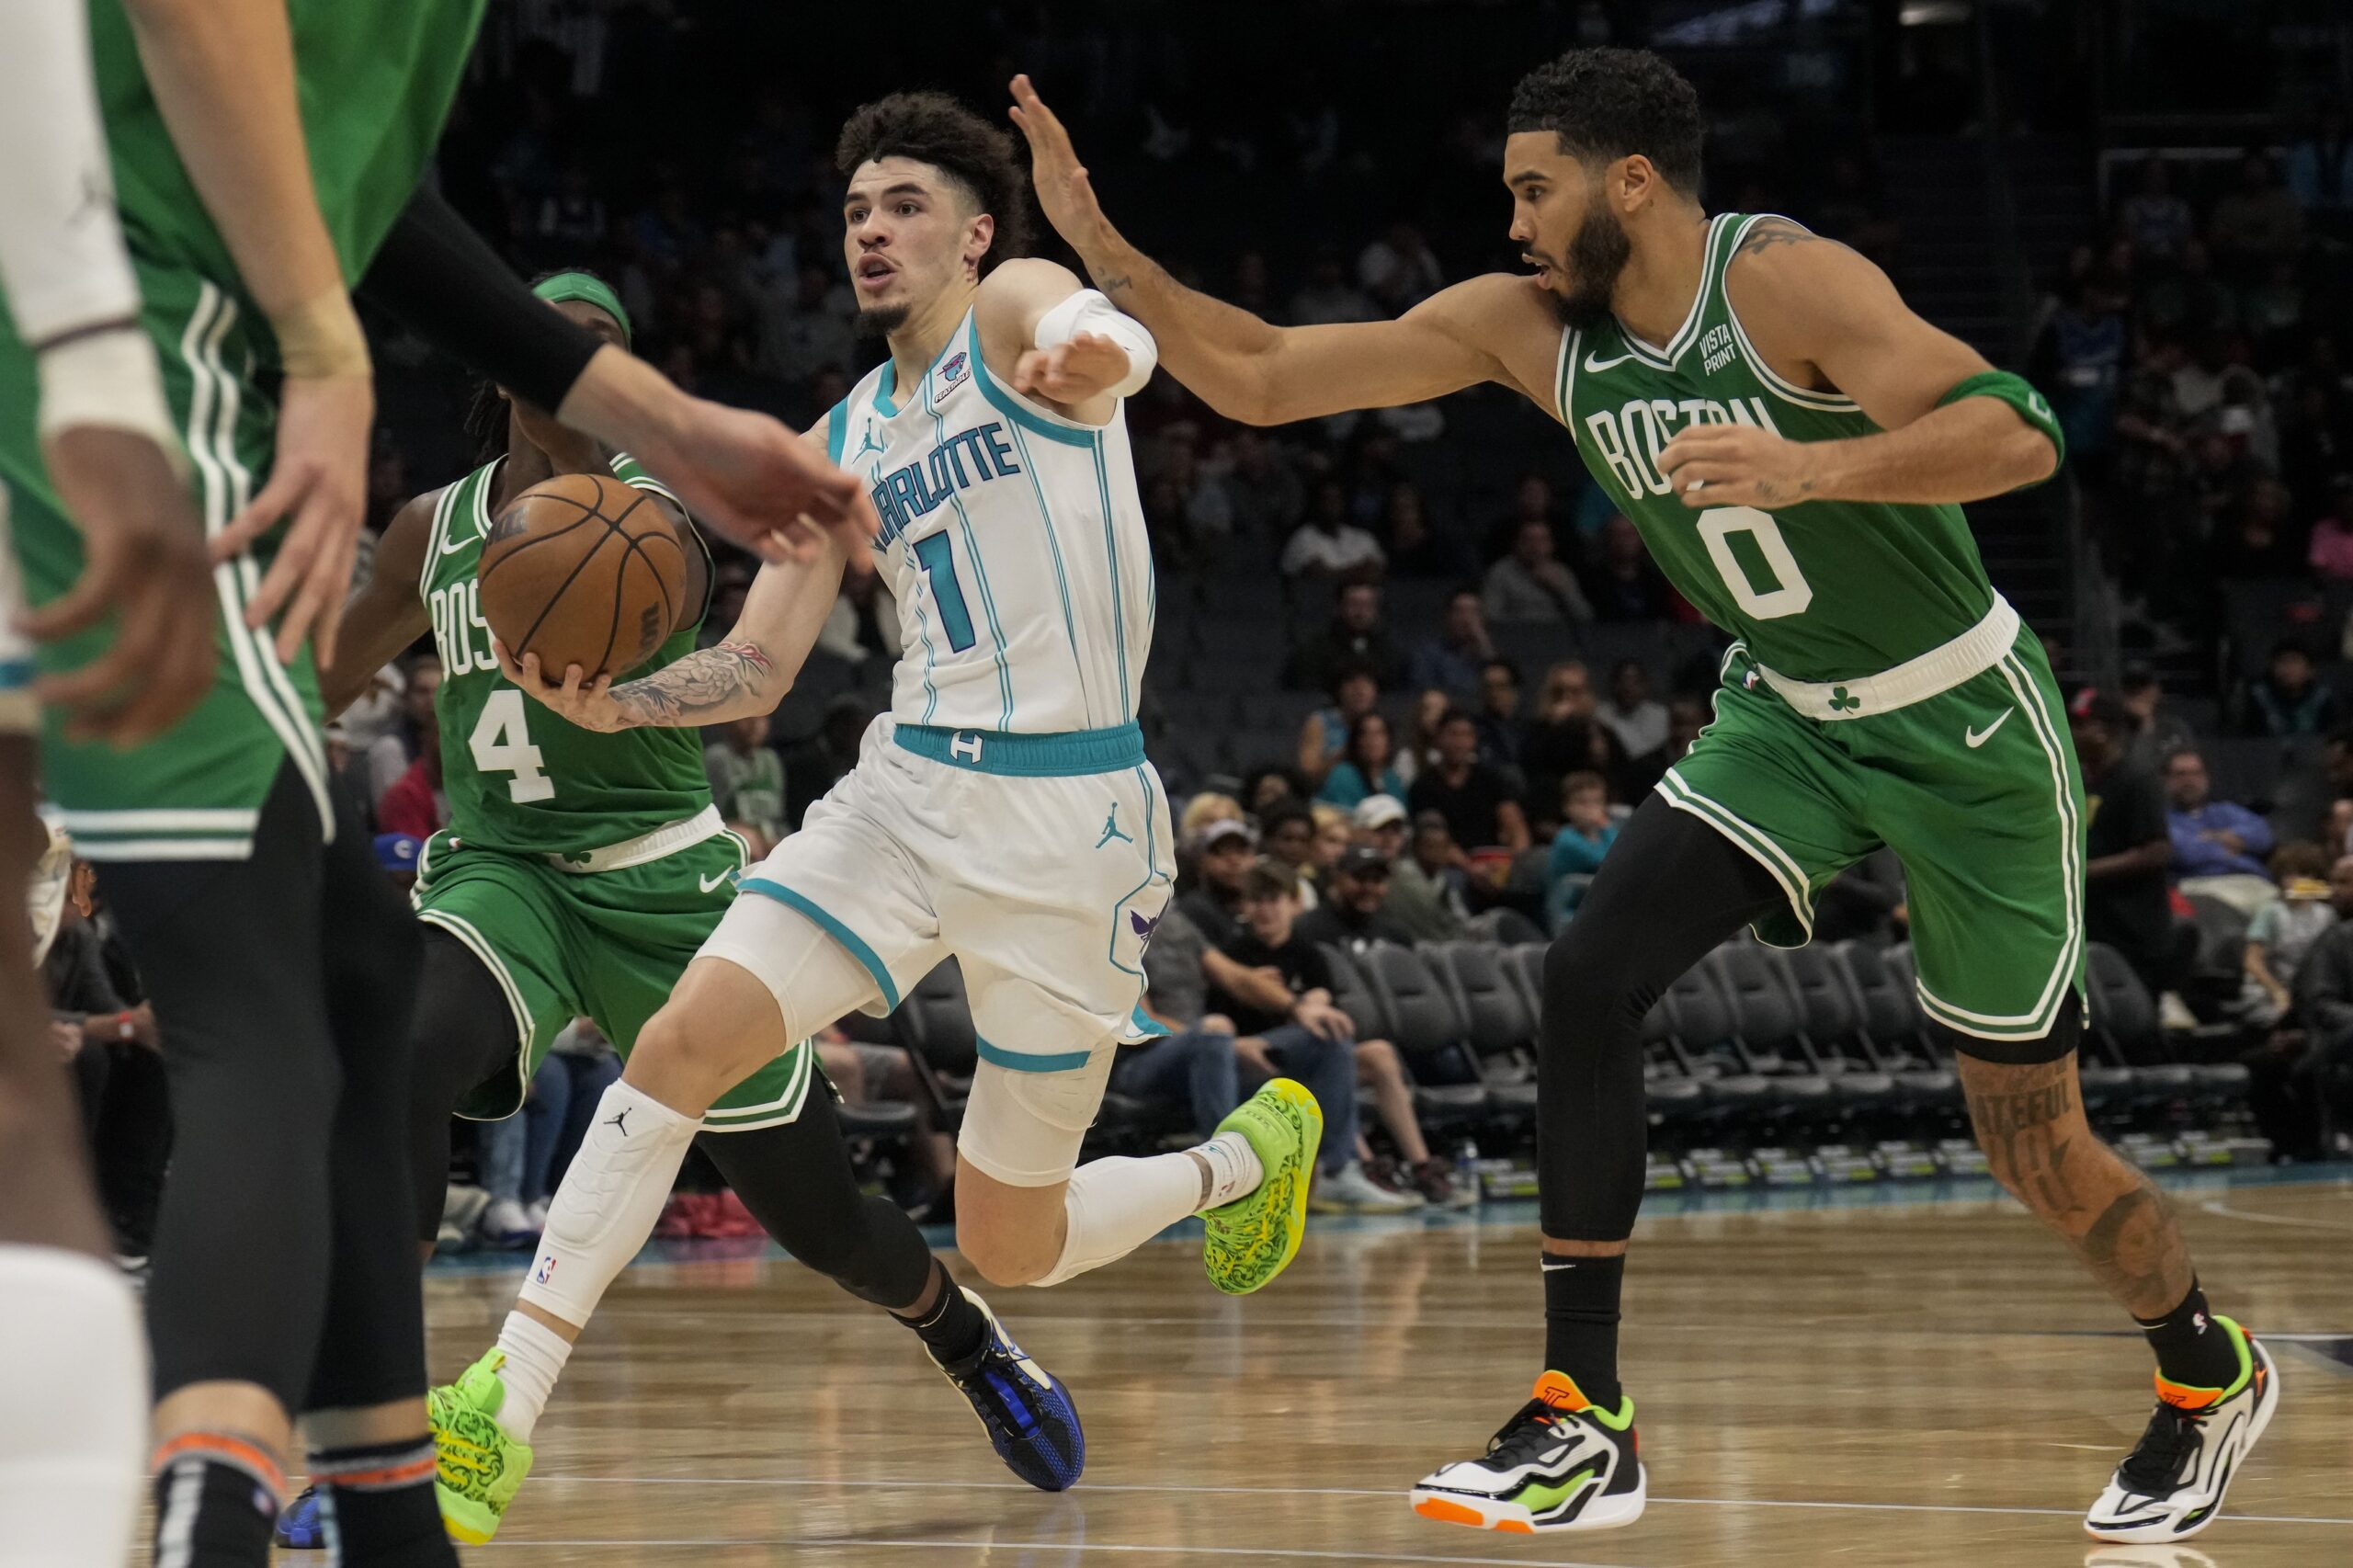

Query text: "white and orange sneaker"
[1409, 1371, 1644, 1534]
[2086, 1316, 2279, 1544]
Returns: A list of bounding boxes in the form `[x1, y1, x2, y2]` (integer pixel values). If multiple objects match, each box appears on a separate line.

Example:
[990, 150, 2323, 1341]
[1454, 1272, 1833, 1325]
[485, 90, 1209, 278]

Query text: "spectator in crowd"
[1483, 517, 1593, 623]
[1310, 804, 1353, 881]
[1296, 662, 1382, 785]
[706, 713, 787, 857]
[2120, 663, 2198, 770]
[1403, 687, 1450, 779]
[1618, 693, 1711, 799]
[47, 858, 167, 1263]
[2234, 641, 2338, 737]
[1219, 429, 1305, 542]
[372, 833, 422, 894]
[784, 695, 870, 829]
[1486, 472, 1563, 562]
[1545, 771, 1619, 929]
[2116, 153, 2195, 263]
[2283, 859, 2353, 1160]
[2029, 271, 2129, 468]
[1316, 710, 1409, 809]
[2242, 843, 2336, 1027]
[2210, 150, 2303, 281]
[1257, 799, 1323, 905]
[1296, 846, 1414, 951]
[1814, 846, 1910, 947]
[1178, 790, 1246, 845]
[367, 653, 441, 806]
[1473, 659, 1527, 772]
[1518, 660, 1615, 825]
[2165, 747, 2276, 905]
[1209, 860, 1422, 1211]
[1392, 808, 1475, 942]
[1597, 659, 1669, 759]
[1586, 514, 1673, 620]
[1179, 817, 1257, 947]
[2139, 241, 2234, 341]
[1284, 579, 1407, 692]
[1349, 796, 1453, 945]
[2072, 690, 2184, 998]
[1243, 764, 1309, 814]
[1406, 589, 1497, 699]
[1408, 710, 1530, 852]
[1358, 220, 1445, 312]
[1382, 482, 1474, 580]
[377, 722, 449, 839]
[1280, 479, 1386, 580]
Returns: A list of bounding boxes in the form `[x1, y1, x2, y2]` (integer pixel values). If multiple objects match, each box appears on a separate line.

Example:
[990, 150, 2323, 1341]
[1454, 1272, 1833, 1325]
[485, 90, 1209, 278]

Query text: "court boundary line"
[469, 1540, 1635, 1565]
[502, 1472, 2353, 1527]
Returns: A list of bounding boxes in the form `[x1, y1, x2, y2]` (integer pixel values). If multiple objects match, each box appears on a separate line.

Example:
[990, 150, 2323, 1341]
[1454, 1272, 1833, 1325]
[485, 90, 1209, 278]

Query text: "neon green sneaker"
[428, 1349, 536, 1544]
[1202, 1077, 1322, 1295]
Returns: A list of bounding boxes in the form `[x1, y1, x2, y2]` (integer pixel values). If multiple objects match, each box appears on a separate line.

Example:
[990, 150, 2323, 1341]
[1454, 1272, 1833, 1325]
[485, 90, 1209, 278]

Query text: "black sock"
[310, 1435, 456, 1566]
[1542, 1251, 1626, 1412]
[2135, 1279, 2240, 1393]
[892, 1259, 989, 1365]
[150, 1437, 281, 1568]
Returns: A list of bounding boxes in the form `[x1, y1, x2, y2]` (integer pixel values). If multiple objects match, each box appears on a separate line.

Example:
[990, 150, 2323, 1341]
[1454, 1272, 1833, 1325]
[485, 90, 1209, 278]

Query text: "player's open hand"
[1013, 331, 1131, 404]
[1658, 423, 1824, 511]
[1008, 75, 1111, 253]
[18, 425, 217, 746]
[491, 637, 628, 732]
[211, 372, 374, 665]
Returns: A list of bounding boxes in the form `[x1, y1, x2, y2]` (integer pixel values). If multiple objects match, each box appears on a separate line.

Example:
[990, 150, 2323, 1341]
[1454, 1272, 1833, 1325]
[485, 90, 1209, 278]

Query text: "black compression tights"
[108, 766, 427, 1412]
[1537, 793, 1781, 1242]
[407, 933, 934, 1313]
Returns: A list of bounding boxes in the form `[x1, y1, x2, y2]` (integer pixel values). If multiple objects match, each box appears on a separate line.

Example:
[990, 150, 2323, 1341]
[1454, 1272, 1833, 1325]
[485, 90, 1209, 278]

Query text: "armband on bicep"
[1033, 288, 1157, 399]
[1937, 369, 2065, 481]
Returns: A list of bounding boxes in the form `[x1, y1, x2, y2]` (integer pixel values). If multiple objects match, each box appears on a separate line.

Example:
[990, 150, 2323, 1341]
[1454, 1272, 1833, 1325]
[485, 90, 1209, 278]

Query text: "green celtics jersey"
[1554, 211, 2008, 684]
[420, 453, 716, 858]
[86, 0, 485, 296]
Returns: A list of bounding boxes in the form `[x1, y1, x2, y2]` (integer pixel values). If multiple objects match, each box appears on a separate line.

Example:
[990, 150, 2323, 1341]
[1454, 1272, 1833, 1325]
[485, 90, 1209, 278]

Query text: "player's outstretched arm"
[1657, 219, 2062, 509]
[976, 257, 1150, 424]
[318, 491, 437, 718]
[1009, 74, 1517, 425]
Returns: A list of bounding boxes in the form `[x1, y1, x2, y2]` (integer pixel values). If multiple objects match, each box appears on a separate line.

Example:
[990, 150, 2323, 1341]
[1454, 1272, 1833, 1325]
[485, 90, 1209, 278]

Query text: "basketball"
[478, 472, 686, 679]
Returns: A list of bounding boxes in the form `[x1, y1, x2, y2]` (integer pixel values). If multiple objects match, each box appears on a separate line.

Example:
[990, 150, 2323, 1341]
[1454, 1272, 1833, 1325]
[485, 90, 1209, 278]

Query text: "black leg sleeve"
[403, 928, 531, 1247]
[1538, 793, 1783, 1242]
[698, 1089, 937, 1314]
[107, 767, 338, 1407]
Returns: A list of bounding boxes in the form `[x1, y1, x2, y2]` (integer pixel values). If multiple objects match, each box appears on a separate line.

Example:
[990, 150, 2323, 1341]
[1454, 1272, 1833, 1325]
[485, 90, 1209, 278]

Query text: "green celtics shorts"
[0, 262, 333, 860]
[414, 824, 816, 1129]
[1658, 604, 2086, 1054]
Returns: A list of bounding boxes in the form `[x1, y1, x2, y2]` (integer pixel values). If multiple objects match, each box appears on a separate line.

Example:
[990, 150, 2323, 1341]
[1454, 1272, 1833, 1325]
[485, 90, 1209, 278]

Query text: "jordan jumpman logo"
[1096, 801, 1135, 848]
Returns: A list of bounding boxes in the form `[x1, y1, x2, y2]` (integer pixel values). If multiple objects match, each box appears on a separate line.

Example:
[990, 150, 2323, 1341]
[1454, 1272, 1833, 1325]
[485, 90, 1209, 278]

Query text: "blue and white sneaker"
[272, 1484, 324, 1550]
[929, 1287, 1085, 1491]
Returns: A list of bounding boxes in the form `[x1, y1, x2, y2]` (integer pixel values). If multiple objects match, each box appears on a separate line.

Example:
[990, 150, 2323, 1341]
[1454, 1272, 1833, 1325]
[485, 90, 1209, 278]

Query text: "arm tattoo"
[608, 639, 774, 725]
[1731, 217, 1829, 260]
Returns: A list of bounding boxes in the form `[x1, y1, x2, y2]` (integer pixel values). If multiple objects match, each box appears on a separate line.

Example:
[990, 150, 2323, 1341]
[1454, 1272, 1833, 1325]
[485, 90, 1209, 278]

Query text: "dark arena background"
[41, 0, 2353, 1563]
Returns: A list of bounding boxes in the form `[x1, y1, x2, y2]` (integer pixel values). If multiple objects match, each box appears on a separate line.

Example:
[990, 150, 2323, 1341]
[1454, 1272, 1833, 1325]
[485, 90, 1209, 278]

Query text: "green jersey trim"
[1612, 213, 1733, 371]
[416, 905, 538, 1057]
[1655, 766, 1816, 942]
[1720, 216, 1861, 413]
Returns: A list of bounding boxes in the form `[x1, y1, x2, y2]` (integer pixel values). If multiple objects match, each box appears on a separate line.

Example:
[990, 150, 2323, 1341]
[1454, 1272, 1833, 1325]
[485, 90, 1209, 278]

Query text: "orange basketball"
[478, 472, 686, 679]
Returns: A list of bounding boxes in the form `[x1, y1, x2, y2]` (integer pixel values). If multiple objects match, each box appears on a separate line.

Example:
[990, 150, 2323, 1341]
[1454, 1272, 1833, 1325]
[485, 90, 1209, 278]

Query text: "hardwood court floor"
[404, 1172, 2349, 1567]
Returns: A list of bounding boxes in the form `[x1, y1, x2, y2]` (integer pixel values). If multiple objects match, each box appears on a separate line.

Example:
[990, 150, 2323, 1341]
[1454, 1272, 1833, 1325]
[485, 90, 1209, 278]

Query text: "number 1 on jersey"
[912, 529, 978, 653]
[472, 687, 553, 802]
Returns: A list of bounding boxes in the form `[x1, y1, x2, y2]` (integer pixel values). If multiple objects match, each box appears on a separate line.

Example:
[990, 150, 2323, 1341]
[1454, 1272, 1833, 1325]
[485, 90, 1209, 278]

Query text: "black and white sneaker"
[1410, 1371, 1644, 1534]
[2086, 1316, 2279, 1543]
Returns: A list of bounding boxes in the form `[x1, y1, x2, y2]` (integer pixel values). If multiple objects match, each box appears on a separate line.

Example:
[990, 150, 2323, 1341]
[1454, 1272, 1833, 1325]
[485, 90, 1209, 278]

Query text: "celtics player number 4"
[1695, 505, 1812, 620]
[472, 689, 553, 802]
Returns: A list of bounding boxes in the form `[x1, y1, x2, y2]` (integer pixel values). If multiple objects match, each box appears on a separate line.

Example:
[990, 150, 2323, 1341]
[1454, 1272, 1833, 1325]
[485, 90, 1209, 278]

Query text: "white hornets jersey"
[824, 308, 1154, 736]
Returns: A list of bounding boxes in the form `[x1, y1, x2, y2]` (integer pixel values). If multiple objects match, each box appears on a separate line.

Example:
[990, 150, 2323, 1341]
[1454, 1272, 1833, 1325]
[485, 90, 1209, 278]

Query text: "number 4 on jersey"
[472, 688, 553, 802]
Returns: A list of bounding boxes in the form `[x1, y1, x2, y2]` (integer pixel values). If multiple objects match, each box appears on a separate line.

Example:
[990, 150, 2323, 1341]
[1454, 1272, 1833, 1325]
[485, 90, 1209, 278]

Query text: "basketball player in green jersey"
[1011, 51, 2276, 1544]
[278, 271, 1081, 1547]
[0, 4, 872, 1562]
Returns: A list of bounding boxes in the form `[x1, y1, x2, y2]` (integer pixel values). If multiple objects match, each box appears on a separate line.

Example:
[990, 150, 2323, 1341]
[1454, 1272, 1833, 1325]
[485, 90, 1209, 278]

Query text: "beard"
[853, 302, 910, 339]
[1546, 203, 1633, 332]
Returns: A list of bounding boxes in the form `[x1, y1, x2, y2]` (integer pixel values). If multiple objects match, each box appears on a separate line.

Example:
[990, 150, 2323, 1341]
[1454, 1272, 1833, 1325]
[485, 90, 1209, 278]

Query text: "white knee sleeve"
[699, 893, 892, 1042]
[0, 1247, 144, 1568]
[1029, 1153, 1204, 1288]
[516, 1081, 700, 1326]
[959, 1047, 1117, 1188]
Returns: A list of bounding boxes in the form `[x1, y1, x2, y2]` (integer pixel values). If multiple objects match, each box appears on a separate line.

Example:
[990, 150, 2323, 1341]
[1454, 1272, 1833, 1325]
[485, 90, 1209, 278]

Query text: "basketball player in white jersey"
[455, 92, 1324, 1476]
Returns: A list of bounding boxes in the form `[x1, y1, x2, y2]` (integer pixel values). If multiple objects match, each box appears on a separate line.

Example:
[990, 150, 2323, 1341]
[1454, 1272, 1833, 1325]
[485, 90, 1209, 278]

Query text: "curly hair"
[1507, 48, 1705, 194]
[835, 92, 1031, 270]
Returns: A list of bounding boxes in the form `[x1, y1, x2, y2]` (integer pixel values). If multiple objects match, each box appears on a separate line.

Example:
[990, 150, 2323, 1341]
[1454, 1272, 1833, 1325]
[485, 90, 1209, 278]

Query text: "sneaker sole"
[1409, 1467, 1647, 1534]
[1202, 1079, 1322, 1296]
[2085, 1330, 2281, 1544]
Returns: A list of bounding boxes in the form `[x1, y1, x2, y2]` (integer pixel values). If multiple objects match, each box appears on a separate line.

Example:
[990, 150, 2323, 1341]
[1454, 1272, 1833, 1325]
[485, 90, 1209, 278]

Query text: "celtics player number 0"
[1696, 506, 1813, 620]
[472, 688, 554, 802]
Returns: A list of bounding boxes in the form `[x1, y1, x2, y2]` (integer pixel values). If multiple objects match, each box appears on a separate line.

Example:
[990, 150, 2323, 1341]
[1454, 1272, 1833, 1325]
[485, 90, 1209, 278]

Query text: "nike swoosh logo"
[1964, 710, 2012, 748]
[440, 528, 481, 556]
[1584, 351, 1637, 372]
[700, 870, 735, 893]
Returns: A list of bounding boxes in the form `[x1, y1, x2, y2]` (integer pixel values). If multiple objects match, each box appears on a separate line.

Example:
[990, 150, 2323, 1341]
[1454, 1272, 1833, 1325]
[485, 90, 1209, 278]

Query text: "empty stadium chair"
[1828, 941, 1963, 1116]
[2086, 944, 2195, 1116]
[1357, 942, 1487, 1126]
[1430, 940, 1540, 1118]
[1702, 943, 1838, 1119]
[1320, 944, 1394, 1041]
[1661, 963, 1773, 1118]
[1504, 942, 1548, 1025]
[1765, 944, 1901, 1117]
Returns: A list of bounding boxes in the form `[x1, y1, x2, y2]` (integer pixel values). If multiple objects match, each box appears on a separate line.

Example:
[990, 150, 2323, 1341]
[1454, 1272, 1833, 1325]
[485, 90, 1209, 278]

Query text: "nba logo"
[1743, 668, 1760, 690]
[534, 1256, 558, 1286]
[939, 351, 969, 387]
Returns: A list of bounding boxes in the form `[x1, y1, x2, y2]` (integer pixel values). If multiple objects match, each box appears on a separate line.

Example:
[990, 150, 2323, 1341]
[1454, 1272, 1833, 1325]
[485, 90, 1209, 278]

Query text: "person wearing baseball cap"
[1296, 846, 1411, 951]
[1178, 816, 1258, 946]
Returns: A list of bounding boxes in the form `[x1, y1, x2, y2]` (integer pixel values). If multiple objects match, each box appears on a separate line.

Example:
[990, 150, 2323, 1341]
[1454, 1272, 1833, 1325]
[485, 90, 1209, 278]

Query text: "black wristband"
[357, 185, 603, 412]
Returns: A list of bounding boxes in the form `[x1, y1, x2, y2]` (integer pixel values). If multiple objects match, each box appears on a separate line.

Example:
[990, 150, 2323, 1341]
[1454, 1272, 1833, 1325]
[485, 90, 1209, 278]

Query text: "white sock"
[514, 1079, 700, 1339]
[489, 1311, 574, 1443]
[0, 1246, 144, 1568]
[1029, 1153, 1207, 1288]
[1189, 1131, 1263, 1210]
